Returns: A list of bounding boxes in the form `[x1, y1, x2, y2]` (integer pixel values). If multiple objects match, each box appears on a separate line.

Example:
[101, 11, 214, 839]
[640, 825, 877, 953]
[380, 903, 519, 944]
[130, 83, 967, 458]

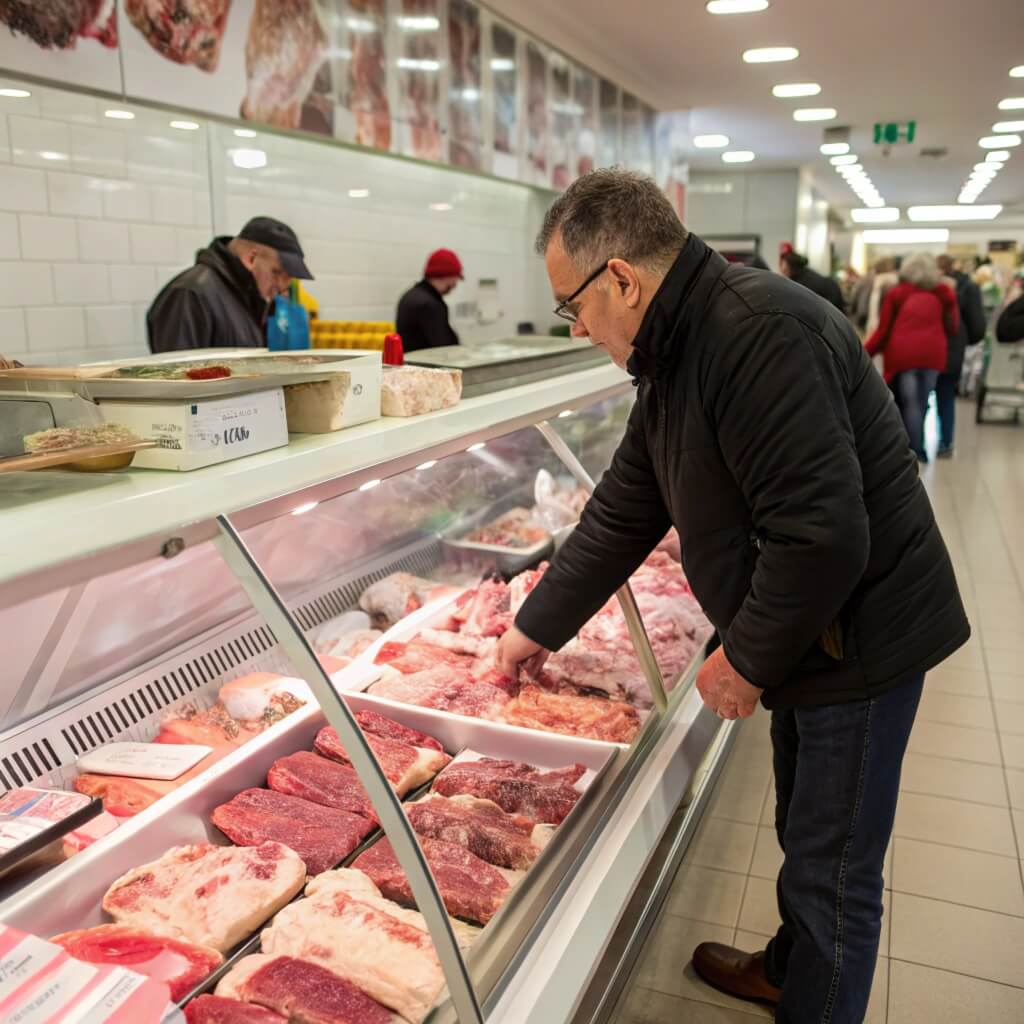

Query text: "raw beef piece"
[103, 841, 305, 953]
[355, 710, 444, 753]
[431, 758, 585, 825]
[453, 578, 512, 637]
[508, 566, 546, 616]
[266, 752, 378, 823]
[352, 836, 511, 925]
[212, 788, 374, 875]
[414, 628, 496, 659]
[369, 669, 510, 719]
[185, 995, 287, 1023]
[498, 685, 641, 745]
[359, 573, 456, 628]
[50, 924, 222, 1001]
[73, 773, 176, 818]
[216, 955, 400, 1024]
[314, 727, 449, 796]
[124, 0, 230, 71]
[406, 795, 552, 870]
[465, 508, 548, 549]
[375, 640, 475, 676]
[261, 870, 447, 1021]
[0, 0, 117, 49]
[380, 366, 462, 418]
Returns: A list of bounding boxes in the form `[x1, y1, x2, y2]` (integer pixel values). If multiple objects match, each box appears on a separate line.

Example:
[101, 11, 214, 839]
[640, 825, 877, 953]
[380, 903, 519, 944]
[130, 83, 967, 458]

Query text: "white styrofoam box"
[77, 220, 131, 263]
[102, 181, 151, 222]
[150, 184, 194, 225]
[109, 264, 157, 304]
[0, 212, 18, 259]
[84, 306, 136, 349]
[0, 263, 54, 307]
[70, 124, 127, 178]
[2, 308, 27, 357]
[8, 115, 71, 168]
[99, 388, 290, 471]
[19, 214, 79, 261]
[46, 171, 104, 218]
[54, 263, 111, 305]
[0, 165, 48, 213]
[129, 223, 178, 265]
[25, 306, 86, 351]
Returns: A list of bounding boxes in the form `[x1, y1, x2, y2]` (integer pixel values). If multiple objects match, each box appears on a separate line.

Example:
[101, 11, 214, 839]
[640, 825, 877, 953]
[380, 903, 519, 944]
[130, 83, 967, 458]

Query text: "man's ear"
[607, 258, 642, 309]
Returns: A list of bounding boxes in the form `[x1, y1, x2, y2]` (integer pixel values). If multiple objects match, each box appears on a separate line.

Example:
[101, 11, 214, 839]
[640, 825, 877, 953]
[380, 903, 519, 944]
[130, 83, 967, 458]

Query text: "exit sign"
[874, 121, 916, 145]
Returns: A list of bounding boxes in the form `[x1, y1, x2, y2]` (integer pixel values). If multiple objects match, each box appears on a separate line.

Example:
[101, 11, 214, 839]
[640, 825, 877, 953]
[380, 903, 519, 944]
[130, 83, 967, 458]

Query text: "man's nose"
[570, 320, 589, 339]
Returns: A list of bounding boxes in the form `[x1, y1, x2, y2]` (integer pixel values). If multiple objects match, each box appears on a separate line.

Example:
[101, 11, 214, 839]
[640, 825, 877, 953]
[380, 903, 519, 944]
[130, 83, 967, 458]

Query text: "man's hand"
[0, 355, 23, 370]
[697, 647, 763, 720]
[496, 625, 550, 681]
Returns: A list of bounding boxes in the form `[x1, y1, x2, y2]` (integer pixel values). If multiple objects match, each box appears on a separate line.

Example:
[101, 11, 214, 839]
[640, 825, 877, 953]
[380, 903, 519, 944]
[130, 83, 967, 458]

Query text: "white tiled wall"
[0, 75, 559, 365]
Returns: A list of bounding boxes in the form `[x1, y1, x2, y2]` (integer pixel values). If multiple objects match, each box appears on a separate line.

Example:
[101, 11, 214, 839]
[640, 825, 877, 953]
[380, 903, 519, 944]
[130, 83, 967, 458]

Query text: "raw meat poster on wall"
[448, 0, 482, 171]
[490, 20, 518, 180]
[394, 0, 443, 161]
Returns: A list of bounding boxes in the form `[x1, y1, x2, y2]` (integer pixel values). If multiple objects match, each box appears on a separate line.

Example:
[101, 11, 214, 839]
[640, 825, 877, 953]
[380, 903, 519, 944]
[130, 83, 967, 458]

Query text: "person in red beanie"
[395, 249, 464, 351]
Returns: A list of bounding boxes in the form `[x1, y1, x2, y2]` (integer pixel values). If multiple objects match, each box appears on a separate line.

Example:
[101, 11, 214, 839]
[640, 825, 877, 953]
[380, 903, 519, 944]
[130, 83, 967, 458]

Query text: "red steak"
[266, 751, 378, 823]
[314, 726, 449, 796]
[186, 996, 286, 1023]
[375, 640, 475, 676]
[124, 0, 230, 71]
[355, 709, 444, 752]
[211, 788, 374, 875]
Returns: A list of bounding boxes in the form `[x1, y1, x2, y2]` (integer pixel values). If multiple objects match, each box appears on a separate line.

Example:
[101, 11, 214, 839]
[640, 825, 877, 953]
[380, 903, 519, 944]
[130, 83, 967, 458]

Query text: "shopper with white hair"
[866, 252, 959, 461]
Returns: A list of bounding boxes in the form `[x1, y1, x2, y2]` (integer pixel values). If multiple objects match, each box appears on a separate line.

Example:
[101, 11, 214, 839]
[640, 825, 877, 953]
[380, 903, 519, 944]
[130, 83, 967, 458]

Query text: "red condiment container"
[383, 333, 404, 366]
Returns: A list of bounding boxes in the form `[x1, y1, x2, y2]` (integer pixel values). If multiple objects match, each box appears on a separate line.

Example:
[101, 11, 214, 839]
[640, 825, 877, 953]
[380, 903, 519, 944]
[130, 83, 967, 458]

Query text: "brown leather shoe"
[691, 942, 782, 1005]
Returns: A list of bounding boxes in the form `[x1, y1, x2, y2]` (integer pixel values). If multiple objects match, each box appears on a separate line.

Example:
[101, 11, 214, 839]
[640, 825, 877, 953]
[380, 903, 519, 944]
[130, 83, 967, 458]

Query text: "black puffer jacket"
[147, 238, 270, 353]
[516, 234, 970, 708]
[945, 270, 986, 374]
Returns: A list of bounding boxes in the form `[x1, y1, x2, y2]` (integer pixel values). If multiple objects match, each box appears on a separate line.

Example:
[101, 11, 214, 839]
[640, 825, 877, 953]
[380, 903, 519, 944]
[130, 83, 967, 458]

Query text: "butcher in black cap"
[147, 216, 314, 353]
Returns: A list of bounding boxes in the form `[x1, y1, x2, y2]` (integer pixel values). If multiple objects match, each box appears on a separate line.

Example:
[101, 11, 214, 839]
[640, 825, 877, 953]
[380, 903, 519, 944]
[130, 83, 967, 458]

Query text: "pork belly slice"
[266, 752, 378, 823]
[313, 727, 449, 797]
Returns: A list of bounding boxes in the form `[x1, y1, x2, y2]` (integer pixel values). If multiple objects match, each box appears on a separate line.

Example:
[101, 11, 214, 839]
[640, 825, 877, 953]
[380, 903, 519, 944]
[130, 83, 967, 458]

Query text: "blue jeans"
[764, 676, 924, 1023]
[934, 372, 958, 451]
[894, 370, 938, 457]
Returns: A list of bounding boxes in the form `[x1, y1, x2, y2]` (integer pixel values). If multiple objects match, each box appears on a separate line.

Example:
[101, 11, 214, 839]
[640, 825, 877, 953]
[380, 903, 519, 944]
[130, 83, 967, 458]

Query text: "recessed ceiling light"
[772, 82, 821, 97]
[793, 108, 837, 122]
[980, 134, 1021, 148]
[986, 150, 1011, 161]
[908, 205, 1003, 222]
[976, 161, 1003, 171]
[348, 188, 370, 198]
[742, 47, 798, 63]
[1011, 66, 1024, 78]
[992, 120, 1024, 133]
[722, 150, 756, 162]
[997, 97, 1024, 110]
[970, 167, 998, 179]
[707, 0, 769, 12]
[170, 120, 200, 131]
[851, 207, 900, 223]
[0, 88, 31, 98]
[429, 202, 453, 211]
[234, 128, 258, 138]
[863, 228, 949, 244]
[831, 154, 858, 165]
[820, 142, 850, 155]
[694, 134, 730, 148]
[230, 148, 268, 169]
[104, 109, 134, 120]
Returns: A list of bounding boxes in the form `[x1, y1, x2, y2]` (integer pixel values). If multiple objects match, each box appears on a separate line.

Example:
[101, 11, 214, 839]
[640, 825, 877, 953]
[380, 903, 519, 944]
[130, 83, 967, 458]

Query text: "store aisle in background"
[613, 406, 1024, 1023]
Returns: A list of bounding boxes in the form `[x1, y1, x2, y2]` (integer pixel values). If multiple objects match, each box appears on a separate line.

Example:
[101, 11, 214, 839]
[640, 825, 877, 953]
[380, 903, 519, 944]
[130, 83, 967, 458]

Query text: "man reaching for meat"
[496, 170, 969, 1024]
[147, 216, 313, 352]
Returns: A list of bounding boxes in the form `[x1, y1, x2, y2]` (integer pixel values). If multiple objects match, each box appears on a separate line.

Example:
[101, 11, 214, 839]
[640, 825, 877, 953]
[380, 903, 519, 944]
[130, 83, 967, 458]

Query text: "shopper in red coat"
[866, 253, 958, 461]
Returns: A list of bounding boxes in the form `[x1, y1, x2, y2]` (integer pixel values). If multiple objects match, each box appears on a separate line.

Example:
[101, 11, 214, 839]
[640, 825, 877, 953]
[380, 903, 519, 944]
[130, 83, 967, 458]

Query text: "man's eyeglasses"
[554, 260, 609, 323]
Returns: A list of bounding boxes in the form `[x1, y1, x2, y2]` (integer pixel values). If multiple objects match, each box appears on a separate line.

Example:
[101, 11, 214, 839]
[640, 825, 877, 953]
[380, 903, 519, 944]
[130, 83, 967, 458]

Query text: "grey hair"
[535, 169, 688, 273]
[900, 252, 941, 290]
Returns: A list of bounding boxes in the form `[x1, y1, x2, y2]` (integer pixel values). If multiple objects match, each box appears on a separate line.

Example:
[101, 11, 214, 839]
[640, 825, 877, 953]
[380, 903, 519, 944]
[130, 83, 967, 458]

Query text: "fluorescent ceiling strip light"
[707, 0, 769, 12]
[772, 82, 820, 97]
[863, 228, 950, 243]
[743, 47, 798, 63]
[694, 134, 730, 148]
[722, 150, 755, 162]
[992, 120, 1024, 133]
[793, 107, 837, 121]
[997, 97, 1024, 110]
[980, 134, 1021, 148]
[851, 207, 900, 223]
[908, 205, 1003, 222]
[831, 154, 858, 165]
[986, 150, 1011, 161]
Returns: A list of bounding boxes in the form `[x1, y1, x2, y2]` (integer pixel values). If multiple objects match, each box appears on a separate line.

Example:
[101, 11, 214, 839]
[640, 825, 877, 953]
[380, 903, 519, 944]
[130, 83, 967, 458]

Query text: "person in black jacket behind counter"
[495, 170, 969, 1024]
[147, 217, 313, 353]
[779, 248, 846, 313]
[395, 249, 463, 352]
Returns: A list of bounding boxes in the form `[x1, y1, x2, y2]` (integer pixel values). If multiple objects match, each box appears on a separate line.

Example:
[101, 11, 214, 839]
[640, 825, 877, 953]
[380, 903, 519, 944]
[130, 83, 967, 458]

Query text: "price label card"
[76, 743, 212, 781]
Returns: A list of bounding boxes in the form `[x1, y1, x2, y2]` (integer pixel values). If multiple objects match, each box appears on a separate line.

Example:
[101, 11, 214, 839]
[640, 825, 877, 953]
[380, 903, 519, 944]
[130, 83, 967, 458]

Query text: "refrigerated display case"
[0, 364, 735, 1023]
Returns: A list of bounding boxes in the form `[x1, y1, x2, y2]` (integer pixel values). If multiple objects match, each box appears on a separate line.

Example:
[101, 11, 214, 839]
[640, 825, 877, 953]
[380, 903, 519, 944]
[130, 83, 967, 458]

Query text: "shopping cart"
[976, 337, 1024, 424]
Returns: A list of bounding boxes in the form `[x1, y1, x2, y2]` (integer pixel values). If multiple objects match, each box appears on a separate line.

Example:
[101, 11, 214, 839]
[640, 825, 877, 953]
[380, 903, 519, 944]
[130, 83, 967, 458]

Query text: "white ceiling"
[487, 0, 1023, 211]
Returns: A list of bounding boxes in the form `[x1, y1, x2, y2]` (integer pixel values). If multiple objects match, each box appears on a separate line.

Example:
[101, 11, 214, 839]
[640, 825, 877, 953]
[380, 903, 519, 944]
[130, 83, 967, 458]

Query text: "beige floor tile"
[943, 643, 986, 672]
[1014, 810, 1024, 855]
[990, 673, 1024, 705]
[759, 789, 777, 828]
[891, 837, 1024, 915]
[894, 792, 1017, 856]
[978, 604, 1024, 636]
[891, 893, 1024, 987]
[986, 645, 1024, 678]
[865, 958, 889, 1024]
[924, 666, 990, 698]
[1001, 733, 1024, 771]
[973, 583, 1024, 605]
[1007, 768, 1024, 811]
[733, 929, 773, 950]
[663, 865, 747, 928]
[749, 826, 784, 881]
[917, 690, 995, 730]
[737, 876, 781, 939]
[982, 628, 1024, 653]
[906, 720, 1002, 765]
[686, 818, 758, 875]
[899, 752, 1008, 807]
[615, 987, 769, 1023]
[887, 960, 1024, 1024]
[995, 700, 1024, 736]
[708, 778, 772, 827]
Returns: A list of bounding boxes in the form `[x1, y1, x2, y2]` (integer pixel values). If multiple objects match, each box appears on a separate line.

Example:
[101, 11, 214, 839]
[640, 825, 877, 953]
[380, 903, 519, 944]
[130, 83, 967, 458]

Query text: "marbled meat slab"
[313, 727, 449, 797]
[185, 995, 287, 1023]
[266, 752, 378, 823]
[368, 668, 510, 719]
[354, 710, 444, 753]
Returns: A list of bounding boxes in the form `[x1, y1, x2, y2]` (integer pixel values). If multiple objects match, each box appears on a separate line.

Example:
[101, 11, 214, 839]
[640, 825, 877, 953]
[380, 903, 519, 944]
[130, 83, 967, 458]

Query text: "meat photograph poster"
[447, 0, 482, 171]
[525, 40, 548, 187]
[598, 77, 620, 168]
[549, 53, 573, 191]
[490, 21, 518, 180]
[574, 64, 597, 179]
[395, 0, 443, 162]
[340, 0, 391, 150]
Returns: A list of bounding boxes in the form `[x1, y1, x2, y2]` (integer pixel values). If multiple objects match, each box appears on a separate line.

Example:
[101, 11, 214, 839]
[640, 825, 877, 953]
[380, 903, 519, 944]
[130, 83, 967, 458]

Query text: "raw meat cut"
[375, 640, 475, 676]
[498, 686, 641, 744]
[125, 0, 230, 71]
[508, 566, 544, 616]
[313, 727, 449, 796]
[532, 470, 589, 531]
[73, 773, 177, 817]
[62, 809, 123, 857]
[216, 955, 400, 1024]
[406, 795, 552, 870]
[242, 0, 327, 130]
[413, 628, 495, 659]
[103, 841, 305, 953]
[380, 366, 462, 417]
[0, 0, 117, 49]
[352, 836, 511, 925]
[261, 869, 447, 1021]
[355, 710, 444, 753]
[369, 669, 510, 718]
[432, 758, 584, 825]
[451, 578, 512, 637]
[358, 573, 456, 627]
[154, 702, 254, 748]
[212, 788, 374, 875]
[465, 507, 548, 549]
[185, 995, 287, 1023]
[50, 924, 222, 1001]
[219, 673, 312, 725]
[266, 751, 378, 823]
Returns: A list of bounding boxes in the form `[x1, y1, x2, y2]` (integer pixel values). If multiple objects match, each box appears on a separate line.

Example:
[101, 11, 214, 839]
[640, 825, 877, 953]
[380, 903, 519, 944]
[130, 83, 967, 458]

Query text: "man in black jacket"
[147, 217, 313, 353]
[496, 171, 969, 1023]
[395, 249, 463, 352]
[779, 249, 846, 313]
[936, 255, 986, 456]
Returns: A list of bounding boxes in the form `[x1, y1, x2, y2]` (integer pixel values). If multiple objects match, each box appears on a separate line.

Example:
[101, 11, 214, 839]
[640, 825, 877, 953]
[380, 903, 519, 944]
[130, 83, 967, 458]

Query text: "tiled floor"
[613, 405, 1024, 1023]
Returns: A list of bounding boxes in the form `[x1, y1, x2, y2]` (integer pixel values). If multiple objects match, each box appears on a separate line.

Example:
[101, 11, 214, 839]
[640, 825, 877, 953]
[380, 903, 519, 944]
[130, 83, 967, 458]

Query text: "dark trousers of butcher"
[764, 674, 924, 1023]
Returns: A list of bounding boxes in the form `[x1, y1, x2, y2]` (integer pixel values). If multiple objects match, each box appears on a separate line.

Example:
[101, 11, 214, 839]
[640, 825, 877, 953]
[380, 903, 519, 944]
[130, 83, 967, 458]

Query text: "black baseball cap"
[238, 216, 314, 280]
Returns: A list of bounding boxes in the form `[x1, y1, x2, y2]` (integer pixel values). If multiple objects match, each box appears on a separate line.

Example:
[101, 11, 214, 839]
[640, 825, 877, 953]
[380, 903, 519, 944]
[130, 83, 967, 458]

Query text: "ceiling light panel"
[743, 47, 798, 63]
[722, 150, 756, 162]
[909, 205, 1002, 221]
[986, 150, 1011, 161]
[820, 142, 849, 155]
[707, 0, 769, 12]
[993, 120, 1024, 133]
[863, 228, 950, 244]
[1011, 66, 1024, 78]
[772, 82, 820, 97]
[980, 135, 1021, 148]
[830, 154, 858, 165]
[793, 108, 837, 121]
[851, 208, 900, 223]
[694, 134, 730, 148]
[997, 97, 1024, 109]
